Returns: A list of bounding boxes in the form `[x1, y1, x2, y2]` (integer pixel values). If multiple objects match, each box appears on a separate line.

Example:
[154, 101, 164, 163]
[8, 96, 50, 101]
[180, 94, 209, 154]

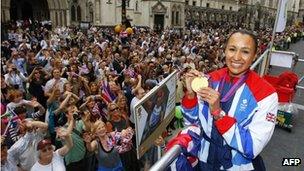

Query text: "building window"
[77, 5, 81, 21]
[172, 11, 175, 25]
[222, 5, 224, 9]
[185, 0, 189, 5]
[230, 6, 232, 10]
[71, 5, 76, 21]
[206, 3, 209, 8]
[126, 0, 130, 7]
[176, 11, 179, 25]
[193, 1, 196, 6]
[135, 1, 138, 11]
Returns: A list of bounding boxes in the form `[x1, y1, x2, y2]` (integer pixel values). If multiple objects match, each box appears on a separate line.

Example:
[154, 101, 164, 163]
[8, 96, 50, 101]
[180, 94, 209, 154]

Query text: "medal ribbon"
[218, 71, 249, 103]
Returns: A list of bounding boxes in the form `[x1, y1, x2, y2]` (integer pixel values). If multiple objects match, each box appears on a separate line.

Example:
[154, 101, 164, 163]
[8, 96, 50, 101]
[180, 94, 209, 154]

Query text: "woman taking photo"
[167, 30, 278, 171]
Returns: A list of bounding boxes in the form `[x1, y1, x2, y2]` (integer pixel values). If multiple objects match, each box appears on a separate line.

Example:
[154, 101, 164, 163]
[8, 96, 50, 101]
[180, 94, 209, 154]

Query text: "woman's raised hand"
[184, 69, 201, 94]
[83, 132, 92, 143]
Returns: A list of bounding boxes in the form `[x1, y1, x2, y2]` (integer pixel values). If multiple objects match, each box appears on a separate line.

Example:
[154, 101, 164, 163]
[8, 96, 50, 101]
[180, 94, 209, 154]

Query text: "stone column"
[2, 7, 10, 22]
[66, 9, 70, 26]
[95, 0, 101, 25]
[49, 10, 56, 26]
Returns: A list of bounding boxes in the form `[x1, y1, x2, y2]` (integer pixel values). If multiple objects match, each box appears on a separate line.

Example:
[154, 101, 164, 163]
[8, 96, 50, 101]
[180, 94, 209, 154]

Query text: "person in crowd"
[129, 87, 146, 125]
[28, 67, 49, 108]
[1, 136, 18, 171]
[30, 130, 73, 171]
[4, 64, 28, 93]
[83, 120, 133, 171]
[8, 119, 48, 171]
[107, 102, 129, 132]
[44, 68, 68, 97]
[1, 19, 302, 171]
[166, 30, 278, 170]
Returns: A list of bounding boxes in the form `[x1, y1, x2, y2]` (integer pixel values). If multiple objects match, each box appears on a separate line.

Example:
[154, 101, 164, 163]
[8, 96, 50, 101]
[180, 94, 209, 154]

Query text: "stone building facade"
[1, 0, 303, 28]
[185, 0, 303, 29]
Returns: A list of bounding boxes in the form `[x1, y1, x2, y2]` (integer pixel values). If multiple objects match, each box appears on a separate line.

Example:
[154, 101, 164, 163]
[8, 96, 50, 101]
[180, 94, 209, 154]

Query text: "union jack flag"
[266, 113, 276, 123]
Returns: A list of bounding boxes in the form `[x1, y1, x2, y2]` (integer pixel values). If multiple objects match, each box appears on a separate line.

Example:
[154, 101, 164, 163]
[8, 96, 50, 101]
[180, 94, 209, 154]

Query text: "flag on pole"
[275, 0, 288, 32]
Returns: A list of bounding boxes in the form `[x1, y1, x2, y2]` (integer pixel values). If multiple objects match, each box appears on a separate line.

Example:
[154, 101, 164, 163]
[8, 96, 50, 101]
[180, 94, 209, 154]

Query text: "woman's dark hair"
[226, 30, 258, 53]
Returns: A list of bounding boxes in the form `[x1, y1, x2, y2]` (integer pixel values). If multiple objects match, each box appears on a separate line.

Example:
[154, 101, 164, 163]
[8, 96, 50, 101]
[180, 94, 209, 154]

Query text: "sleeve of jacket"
[215, 93, 278, 159]
[7, 132, 34, 165]
[181, 93, 200, 125]
[166, 125, 201, 170]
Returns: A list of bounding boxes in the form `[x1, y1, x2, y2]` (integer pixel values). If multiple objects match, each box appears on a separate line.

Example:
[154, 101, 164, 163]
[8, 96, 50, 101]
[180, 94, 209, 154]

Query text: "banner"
[270, 51, 294, 68]
[133, 71, 177, 159]
[275, 0, 288, 32]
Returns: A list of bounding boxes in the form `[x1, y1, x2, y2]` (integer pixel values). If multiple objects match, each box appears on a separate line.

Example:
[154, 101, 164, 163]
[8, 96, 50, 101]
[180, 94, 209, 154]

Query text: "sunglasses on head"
[110, 107, 119, 112]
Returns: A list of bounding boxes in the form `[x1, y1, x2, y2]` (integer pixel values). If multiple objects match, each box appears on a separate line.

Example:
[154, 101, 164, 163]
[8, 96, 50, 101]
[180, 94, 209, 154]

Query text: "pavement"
[261, 39, 304, 171]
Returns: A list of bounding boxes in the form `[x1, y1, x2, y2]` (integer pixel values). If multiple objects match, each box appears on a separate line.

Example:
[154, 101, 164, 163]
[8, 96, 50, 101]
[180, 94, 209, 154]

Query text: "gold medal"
[191, 76, 209, 92]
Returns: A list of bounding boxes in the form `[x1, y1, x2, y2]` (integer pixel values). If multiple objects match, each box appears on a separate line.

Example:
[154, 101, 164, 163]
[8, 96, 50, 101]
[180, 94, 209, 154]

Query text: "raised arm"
[83, 132, 98, 152]
[30, 101, 46, 119]
[24, 120, 48, 133]
[54, 93, 72, 115]
[57, 124, 74, 157]
[27, 67, 37, 82]
[131, 74, 142, 94]
[46, 87, 59, 105]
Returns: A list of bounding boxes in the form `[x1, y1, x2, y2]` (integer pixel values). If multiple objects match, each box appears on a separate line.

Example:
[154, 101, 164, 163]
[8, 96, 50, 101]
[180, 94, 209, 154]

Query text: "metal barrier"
[149, 145, 182, 171]
[250, 48, 270, 72]
[296, 58, 304, 90]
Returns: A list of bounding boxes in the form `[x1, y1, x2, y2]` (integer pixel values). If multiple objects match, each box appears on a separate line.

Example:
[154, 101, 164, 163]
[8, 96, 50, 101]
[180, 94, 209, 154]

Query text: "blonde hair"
[91, 119, 105, 135]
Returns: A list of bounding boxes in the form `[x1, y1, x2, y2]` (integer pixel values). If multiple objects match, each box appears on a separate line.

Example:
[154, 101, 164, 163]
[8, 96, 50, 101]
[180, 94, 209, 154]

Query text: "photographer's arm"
[27, 67, 37, 82]
[47, 88, 57, 105]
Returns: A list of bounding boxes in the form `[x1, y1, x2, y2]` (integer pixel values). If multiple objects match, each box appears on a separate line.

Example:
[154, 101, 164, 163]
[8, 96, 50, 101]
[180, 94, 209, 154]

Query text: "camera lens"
[73, 113, 81, 120]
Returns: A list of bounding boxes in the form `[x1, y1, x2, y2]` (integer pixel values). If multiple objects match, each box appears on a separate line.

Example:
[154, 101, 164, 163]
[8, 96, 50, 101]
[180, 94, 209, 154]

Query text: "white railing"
[250, 48, 270, 75]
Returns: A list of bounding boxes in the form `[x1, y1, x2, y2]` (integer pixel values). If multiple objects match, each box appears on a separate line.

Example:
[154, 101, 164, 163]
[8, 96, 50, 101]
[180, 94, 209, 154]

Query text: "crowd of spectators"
[1, 19, 303, 171]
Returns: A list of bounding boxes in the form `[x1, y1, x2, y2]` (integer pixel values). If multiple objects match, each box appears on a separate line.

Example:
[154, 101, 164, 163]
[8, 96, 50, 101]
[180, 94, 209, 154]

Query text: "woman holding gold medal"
[166, 30, 278, 171]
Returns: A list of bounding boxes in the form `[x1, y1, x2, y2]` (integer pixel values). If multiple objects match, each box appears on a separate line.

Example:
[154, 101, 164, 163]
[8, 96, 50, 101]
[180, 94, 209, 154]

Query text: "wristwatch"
[211, 108, 225, 120]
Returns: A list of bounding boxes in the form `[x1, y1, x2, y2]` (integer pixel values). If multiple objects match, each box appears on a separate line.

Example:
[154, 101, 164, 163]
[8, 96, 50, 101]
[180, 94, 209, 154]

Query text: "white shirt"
[44, 78, 68, 94]
[129, 97, 139, 124]
[31, 150, 65, 171]
[6, 99, 31, 111]
[4, 73, 27, 92]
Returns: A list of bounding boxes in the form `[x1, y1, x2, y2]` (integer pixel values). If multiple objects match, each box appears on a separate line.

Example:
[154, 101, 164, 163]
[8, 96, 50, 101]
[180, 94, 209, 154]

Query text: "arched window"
[71, 5, 76, 21]
[77, 5, 81, 21]
[176, 11, 179, 25]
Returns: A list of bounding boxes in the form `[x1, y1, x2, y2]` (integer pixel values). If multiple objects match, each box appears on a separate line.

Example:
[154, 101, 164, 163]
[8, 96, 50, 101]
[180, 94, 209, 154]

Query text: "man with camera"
[4, 64, 27, 92]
